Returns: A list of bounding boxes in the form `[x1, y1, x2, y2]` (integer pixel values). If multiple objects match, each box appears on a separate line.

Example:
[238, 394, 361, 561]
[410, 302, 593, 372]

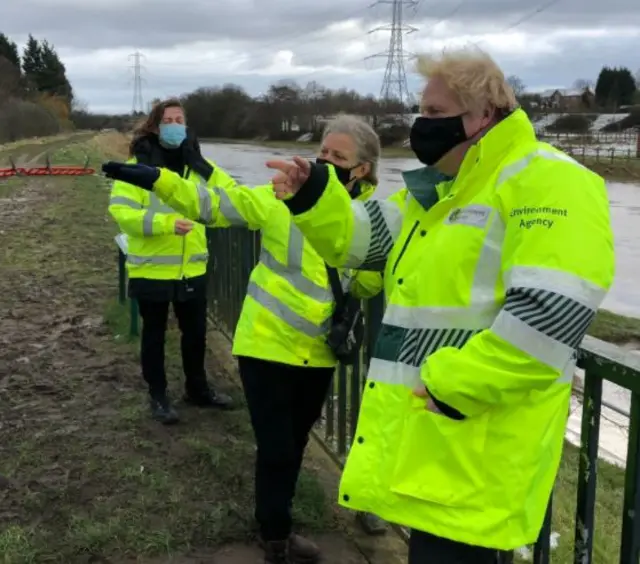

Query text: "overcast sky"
[3, 0, 640, 114]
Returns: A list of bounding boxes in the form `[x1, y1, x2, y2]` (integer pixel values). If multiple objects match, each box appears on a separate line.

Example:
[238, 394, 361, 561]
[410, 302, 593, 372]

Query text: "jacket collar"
[132, 130, 214, 181]
[402, 167, 453, 210]
[401, 108, 535, 209]
[456, 108, 536, 182]
[353, 180, 376, 201]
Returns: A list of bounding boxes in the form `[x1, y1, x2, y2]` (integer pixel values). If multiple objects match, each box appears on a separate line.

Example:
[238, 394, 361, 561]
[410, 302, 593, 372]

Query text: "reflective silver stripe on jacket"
[367, 356, 576, 389]
[139, 193, 176, 236]
[127, 253, 208, 265]
[247, 282, 332, 338]
[212, 187, 249, 226]
[347, 199, 403, 270]
[259, 223, 333, 303]
[253, 222, 354, 336]
[109, 196, 143, 209]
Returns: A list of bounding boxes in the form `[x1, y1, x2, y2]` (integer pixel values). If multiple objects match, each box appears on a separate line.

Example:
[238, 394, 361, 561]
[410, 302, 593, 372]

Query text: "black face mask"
[315, 158, 359, 186]
[409, 115, 469, 166]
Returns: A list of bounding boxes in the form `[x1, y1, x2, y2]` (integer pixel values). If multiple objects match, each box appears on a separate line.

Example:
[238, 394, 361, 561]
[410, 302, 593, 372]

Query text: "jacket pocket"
[390, 400, 489, 509]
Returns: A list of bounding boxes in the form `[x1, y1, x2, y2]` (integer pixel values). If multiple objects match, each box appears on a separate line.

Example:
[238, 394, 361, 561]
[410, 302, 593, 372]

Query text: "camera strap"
[325, 264, 346, 315]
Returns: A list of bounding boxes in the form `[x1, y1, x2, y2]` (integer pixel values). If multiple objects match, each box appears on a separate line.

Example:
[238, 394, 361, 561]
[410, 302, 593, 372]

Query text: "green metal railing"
[117, 229, 640, 562]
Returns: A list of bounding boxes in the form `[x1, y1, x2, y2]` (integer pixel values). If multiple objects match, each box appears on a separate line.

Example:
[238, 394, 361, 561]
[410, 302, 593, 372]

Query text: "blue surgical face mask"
[158, 123, 186, 148]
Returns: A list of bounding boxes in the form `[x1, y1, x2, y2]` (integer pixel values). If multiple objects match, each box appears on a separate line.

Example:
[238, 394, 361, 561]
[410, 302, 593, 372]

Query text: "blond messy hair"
[416, 47, 518, 115]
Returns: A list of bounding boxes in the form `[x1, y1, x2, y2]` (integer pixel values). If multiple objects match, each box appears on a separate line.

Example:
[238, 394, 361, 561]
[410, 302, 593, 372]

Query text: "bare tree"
[573, 78, 594, 91]
[506, 75, 526, 98]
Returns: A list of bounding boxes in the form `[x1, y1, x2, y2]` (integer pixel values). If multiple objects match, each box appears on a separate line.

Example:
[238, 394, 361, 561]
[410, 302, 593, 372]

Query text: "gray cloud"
[3, 0, 639, 50]
[2, 0, 638, 113]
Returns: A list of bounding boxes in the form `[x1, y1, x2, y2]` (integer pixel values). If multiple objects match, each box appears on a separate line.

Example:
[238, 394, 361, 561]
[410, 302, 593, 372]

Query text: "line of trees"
[72, 79, 414, 146]
[594, 66, 637, 109]
[0, 32, 74, 144]
[180, 80, 411, 144]
[512, 65, 639, 114]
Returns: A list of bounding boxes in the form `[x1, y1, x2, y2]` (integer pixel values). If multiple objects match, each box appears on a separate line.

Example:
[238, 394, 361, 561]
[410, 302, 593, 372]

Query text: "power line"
[500, 0, 563, 34]
[128, 51, 146, 114]
[365, 0, 418, 110]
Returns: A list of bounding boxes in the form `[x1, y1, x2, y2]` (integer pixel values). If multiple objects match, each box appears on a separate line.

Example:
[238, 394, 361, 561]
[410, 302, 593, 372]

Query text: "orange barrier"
[0, 155, 96, 178]
[0, 166, 96, 176]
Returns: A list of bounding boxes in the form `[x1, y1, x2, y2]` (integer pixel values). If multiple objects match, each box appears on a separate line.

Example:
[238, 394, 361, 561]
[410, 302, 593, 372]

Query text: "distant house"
[539, 88, 595, 111]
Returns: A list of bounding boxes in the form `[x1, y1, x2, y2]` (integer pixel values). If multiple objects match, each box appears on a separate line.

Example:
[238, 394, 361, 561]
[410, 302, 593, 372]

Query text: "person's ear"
[482, 106, 496, 127]
[354, 161, 371, 181]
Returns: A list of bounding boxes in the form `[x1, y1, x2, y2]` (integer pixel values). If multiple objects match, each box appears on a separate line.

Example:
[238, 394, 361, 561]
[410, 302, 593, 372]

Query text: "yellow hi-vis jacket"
[149, 168, 383, 367]
[280, 109, 615, 549]
[108, 157, 236, 280]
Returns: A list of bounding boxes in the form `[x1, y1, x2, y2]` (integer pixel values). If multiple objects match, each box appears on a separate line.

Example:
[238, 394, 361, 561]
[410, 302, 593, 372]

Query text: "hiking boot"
[262, 539, 292, 564]
[289, 534, 320, 563]
[356, 511, 388, 536]
[183, 388, 234, 410]
[149, 396, 179, 425]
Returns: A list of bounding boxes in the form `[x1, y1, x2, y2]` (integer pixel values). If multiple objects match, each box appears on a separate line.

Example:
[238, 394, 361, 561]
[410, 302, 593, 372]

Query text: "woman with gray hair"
[102, 114, 383, 564]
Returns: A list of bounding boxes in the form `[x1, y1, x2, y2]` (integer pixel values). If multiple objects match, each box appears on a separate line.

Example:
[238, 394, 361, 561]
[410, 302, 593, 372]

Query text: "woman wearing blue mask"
[108, 98, 235, 424]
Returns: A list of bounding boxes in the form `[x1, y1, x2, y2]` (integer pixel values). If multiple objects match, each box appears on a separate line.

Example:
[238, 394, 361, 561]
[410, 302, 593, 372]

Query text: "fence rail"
[117, 228, 640, 563]
[536, 132, 640, 163]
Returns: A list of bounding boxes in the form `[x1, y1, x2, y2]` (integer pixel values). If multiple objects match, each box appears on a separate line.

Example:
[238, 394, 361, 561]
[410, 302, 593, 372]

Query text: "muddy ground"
[0, 135, 400, 563]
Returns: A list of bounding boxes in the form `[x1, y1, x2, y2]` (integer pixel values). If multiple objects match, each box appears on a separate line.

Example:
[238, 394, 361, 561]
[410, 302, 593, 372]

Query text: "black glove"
[102, 162, 160, 191]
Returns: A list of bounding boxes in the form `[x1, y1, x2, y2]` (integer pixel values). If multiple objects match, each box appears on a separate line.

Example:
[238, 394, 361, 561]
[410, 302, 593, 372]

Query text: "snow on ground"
[566, 368, 632, 468]
[591, 113, 630, 131]
[533, 113, 631, 134]
[538, 132, 638, 158]
[533, 113, 565, 132]
[562, 143, 637, 158]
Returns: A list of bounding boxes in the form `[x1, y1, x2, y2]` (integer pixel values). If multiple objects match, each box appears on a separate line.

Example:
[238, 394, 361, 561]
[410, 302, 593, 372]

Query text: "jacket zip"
[391, 220, 419, 275]
[179, 165, 191, 280]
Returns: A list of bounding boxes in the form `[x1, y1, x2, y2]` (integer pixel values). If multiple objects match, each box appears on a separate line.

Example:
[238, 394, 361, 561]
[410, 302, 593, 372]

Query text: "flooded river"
[202, 142, 640, 319]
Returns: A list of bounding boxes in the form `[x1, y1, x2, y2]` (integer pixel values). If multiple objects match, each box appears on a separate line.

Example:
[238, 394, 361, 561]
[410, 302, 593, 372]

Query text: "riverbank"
[207, 138, 640, 182]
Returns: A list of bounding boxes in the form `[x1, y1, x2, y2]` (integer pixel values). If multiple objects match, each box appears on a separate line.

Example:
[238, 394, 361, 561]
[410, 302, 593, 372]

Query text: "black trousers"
[138, 296, 209, 398]
[409, 529, 500, 564]
[238, 356, 333, 541]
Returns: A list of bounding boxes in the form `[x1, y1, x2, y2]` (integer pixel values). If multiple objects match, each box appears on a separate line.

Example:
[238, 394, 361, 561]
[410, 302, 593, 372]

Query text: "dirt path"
[0, 132, 95, 167]
[0, 136, 376, 563]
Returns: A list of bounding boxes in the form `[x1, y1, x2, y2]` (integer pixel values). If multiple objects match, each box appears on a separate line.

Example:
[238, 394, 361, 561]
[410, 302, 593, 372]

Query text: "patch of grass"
[589, 309, 640, 344]
[0, 133, 334, 563]
[0, 526, 40, 564]
[585, 157, 640, 182]
[0, 132, 95, 166]
[515, 443, 625, 563]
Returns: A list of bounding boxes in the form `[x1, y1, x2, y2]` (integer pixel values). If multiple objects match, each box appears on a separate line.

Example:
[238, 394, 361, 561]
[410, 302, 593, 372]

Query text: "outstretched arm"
[268, 160, 406, 271]
[152, 167, 276, 230]
[102, 162, 277, 231]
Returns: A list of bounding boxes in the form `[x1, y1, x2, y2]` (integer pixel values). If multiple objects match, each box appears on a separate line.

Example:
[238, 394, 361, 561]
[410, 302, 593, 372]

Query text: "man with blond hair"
[266, 47, 615, 563]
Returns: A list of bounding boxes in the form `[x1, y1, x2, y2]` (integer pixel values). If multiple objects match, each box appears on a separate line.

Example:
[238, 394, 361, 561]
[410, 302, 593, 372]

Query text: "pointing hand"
[265, 156, 311, 200]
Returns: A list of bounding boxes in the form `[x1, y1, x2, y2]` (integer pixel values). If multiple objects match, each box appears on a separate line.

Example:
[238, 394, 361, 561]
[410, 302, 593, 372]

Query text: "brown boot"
[289, 534, 321, 563]
[262, 539, 292, 564]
